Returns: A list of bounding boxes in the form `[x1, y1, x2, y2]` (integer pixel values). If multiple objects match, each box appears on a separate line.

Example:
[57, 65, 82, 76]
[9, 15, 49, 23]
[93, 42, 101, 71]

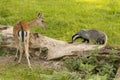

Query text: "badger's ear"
[38, 13, 42, 18]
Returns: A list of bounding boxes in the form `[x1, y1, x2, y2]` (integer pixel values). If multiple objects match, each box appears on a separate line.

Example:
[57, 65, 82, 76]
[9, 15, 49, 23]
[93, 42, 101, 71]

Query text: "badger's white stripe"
[73, 34, 80, 41]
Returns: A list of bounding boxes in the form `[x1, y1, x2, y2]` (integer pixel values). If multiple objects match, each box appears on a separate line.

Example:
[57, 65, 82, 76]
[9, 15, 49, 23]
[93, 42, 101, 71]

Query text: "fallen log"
[0, 25, 106, 60]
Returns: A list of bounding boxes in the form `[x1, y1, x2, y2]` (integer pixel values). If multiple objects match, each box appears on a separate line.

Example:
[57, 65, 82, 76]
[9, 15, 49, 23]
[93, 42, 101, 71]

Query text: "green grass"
[0, 63, 81, 80]
[0, 63, 110, 80]
[0, 0, 120, 46]
[0, 0, 120, 79]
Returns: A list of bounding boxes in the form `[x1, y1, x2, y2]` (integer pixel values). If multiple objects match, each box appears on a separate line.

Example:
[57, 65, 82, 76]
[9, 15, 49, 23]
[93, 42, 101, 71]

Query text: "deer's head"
[36, 13, 46, 28]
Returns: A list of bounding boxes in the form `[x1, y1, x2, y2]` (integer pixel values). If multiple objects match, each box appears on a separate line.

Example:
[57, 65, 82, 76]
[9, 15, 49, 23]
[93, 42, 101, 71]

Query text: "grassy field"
[0, 0, 120, 46]
[0, 0, 120, 80]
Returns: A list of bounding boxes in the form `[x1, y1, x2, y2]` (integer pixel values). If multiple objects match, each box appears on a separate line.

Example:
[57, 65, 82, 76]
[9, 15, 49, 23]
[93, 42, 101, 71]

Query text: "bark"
[0, 25, 106, 60]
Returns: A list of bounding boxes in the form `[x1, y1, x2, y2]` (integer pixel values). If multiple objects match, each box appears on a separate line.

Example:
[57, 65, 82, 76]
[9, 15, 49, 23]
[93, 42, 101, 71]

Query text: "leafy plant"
[64, 49, 119, 80]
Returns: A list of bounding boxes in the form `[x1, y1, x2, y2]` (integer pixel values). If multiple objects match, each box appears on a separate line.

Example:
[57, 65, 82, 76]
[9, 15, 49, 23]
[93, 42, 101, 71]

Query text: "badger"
[69, 29, 107, 45]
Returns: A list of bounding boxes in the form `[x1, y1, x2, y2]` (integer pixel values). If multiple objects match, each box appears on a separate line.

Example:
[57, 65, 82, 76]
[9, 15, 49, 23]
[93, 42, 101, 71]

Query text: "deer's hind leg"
[24, 33, 31, 69]
[18, 42, 23, 63]
[25, 43, 31, 68]
[14, 38, 19, 61]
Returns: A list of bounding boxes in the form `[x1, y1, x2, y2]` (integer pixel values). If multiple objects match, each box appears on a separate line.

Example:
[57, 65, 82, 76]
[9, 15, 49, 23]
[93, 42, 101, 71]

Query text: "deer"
[13, 13, 46, 69]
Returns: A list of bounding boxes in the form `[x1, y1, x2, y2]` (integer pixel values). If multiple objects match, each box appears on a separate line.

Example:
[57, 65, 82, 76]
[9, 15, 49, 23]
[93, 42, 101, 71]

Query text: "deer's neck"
[28, 19, 38, 28]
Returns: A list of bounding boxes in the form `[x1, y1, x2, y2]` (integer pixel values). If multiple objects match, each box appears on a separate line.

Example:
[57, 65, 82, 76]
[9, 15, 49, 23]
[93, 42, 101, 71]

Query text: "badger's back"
[87, 29, 105, 40]
[78, 29, 107, 44]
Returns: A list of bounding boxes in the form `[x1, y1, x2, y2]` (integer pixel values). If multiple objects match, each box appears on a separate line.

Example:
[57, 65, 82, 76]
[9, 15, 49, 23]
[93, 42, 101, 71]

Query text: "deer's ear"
[38, 13, 42, 18]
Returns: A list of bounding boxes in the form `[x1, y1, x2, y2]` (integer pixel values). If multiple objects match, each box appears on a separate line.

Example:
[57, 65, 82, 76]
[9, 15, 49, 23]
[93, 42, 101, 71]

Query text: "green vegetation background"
[0, 0, 120, 46]
[0, 0, 120, 80]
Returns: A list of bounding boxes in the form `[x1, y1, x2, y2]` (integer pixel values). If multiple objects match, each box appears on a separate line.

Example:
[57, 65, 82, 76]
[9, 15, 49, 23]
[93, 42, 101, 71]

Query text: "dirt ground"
[0, 55, 65, 70]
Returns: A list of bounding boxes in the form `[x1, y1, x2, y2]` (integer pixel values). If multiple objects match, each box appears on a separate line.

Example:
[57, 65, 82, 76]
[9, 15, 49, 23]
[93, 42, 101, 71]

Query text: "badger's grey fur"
[69, 29, 107, 45]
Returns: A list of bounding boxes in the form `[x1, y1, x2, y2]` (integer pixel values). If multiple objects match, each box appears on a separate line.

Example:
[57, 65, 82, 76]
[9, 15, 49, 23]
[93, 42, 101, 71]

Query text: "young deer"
[13, 13, 46, 68]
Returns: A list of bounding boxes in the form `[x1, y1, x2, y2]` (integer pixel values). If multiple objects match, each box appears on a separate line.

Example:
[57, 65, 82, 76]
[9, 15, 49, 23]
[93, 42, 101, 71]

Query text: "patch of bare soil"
[0, 55, 65, 70]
